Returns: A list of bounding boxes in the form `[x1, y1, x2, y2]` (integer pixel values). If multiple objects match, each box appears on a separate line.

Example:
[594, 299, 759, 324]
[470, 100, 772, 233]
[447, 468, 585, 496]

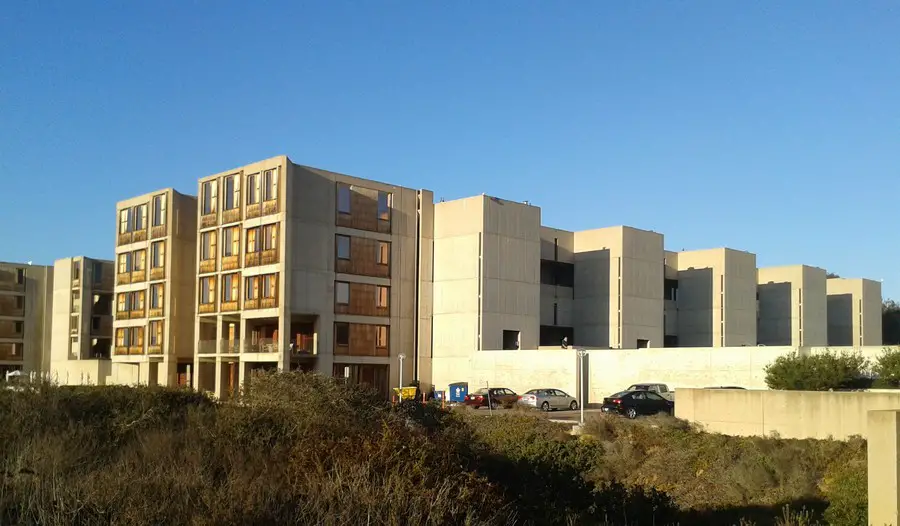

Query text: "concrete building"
[0, 262, 53, 375]
[670, 248, 758, 347]
[827, 277, 883, 346]
[757, 265, 828, 347]
[573, 226, 664, 349]
[193, 156, 433, 399]
[48, 257, 114, 383]
[114, 189, 197, 387]
[539, 226, 575, 346]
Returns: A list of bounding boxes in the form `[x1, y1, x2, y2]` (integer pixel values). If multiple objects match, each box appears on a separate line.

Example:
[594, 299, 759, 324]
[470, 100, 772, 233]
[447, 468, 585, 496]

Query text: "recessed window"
[336, 235, 351, 260]
[199, 277, 216, 305]
[133, 204, 147, 231]
[201, 180, 218, 215]
[223, 174, 239, 211]
[502, 330, 520, 350]
[377, 241, 390, 265]
[15, 268, 24, 284]
[151, 241, 166, 268]
[152, 194, 167, 227]
[247, 173, 260, 205]
[245, 276, 259, 300]
[376, 286, 389, 308]
[132, 250, 146, 271]
[336, 282, 350, 305]
[262, 274, 277, 299]
[262, 169, 277, 201]
[335, 322, 349, 346]
[200, 231, 217, 261]
[375, 325, 389, 348]
[91, 316, 100, 331]
[15, 296, 24, 309]
[14, 321, 23, 334]
[377, 191, 391, 221]
[92, 261, 103, 283]
[223, 227, 240, 257]
[222, 274, 239, 302]
[337, 185, 351, 214]
[150, 283, 164, 309]
[119, 209, 132, 234]
[118, 253, 132, 274]
[262, 224, 278, 250]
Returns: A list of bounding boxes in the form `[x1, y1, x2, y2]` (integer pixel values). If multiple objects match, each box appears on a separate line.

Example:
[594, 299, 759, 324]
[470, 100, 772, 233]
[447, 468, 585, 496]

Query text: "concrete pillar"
[214, 359, 223, 399]
[869, 410, 900, 526]
[278, 313, 289, 371]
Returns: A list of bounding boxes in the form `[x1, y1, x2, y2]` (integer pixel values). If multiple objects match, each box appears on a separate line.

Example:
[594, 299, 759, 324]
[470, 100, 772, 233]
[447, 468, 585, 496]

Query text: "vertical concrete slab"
[869, 410, 900, 526]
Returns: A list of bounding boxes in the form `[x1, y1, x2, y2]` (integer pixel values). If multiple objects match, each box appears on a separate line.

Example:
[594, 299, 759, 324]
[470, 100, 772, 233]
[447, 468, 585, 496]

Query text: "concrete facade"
[827, 277, 883, 346]
[0, 262, 52, 375]
[114, 189, 198, 387]
[673, 248, 757, 347]
[757, 265, 828, 347]
[193, 156, 433, 399]
[539, 226, 575, 346]
[573, 226, 664, 349]
[48, 256, 114, 384]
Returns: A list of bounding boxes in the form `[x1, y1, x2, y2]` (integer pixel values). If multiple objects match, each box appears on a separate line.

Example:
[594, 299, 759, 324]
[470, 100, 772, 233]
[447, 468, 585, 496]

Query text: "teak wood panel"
[335, 184, 391, 234]
[334, 282, 389, 317]
[335, 236, 390, 278]
[334, 323, 389, 357]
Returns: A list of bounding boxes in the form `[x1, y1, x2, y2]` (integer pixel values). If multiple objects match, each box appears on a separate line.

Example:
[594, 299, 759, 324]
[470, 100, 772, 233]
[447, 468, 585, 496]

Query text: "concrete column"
[161, 359, 177, 387]
[278, 312, 289, 371]
[869, 410, 900, 526]
[214, 359, 223, 399]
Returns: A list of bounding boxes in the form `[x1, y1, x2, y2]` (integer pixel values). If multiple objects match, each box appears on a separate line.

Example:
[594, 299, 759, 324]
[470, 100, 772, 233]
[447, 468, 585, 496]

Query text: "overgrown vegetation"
[0, 373, 869, 525]
[764, 347, 900, 390]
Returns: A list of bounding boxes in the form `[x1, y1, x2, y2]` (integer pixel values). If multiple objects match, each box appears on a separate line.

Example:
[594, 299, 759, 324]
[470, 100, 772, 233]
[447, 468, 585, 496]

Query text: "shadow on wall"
[827, 293, 854, 346]
[573, 248, 610, 348]
[757, 282, 793, 346]
[676, 267, 714, 347]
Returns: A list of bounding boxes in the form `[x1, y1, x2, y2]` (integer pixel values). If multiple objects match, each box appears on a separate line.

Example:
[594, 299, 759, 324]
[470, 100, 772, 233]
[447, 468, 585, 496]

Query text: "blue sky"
[2, 2, 898, 297]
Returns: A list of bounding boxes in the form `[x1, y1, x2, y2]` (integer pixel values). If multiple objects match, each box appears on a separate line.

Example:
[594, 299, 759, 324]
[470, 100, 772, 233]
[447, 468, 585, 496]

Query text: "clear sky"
[2, 2, 898, 297]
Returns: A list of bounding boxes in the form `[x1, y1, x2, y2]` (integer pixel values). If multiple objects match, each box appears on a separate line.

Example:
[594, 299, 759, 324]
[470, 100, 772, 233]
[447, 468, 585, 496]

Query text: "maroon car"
[463, 387, 518, 409]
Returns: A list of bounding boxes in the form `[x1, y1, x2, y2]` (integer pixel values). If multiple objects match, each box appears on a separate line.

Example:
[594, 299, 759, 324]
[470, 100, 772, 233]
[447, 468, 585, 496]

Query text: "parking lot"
[453, 405, 607, 422]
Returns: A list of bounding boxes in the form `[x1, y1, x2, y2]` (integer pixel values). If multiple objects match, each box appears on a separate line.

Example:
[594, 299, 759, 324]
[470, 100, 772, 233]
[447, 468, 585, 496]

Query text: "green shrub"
[821, 440, 867, 526]
[764, 351, 870, 391]
[873, 347, 900, 387]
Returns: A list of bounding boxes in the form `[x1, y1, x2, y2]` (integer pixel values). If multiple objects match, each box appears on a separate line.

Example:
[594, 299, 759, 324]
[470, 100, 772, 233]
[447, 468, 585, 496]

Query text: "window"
[90, 316, 100, 331]
[134, 290, 145, 311]
[72, 261, 81, 281]
[152, 194, 167, 227]
[92, 261, 102, 283]
[119, 209, 131, 234]
[223, 227, 240, 257]
[149, 320, 163, 346]
[262, 224, 278, 250]
[335, 322, 349, 346]
[200, 231, 217, 261]
[245, 276, 259, 300]
[502, 330, 520, 350]
[377, 241, 390, 265]
[14, 321, 23, 334]
[375, 325, 388, 348]
[200, 277, 216, 305]
[117, 293, 127, 313]
[150, 283, 164, 309]
[262, 169, 277, 201]
[336, 235, 351, 260]
[262, 274, 277, 298]
[15, 268, 24, 284]
[246, 227, 260, 253]
[133, 250, 146, 271]
[376, 285, 389, 308]
[336, 282, 349, 305]
[151, 241, 166, 268]
[118, 253, 132, 274]
[116, 328, 126, 347]
[222, 274, 239, 302]
[664, 279, 678, 301]
[540, 260, 574, 287]
[15, 296, 24, 310]
[133, 204, 147, 231]
[337, 184, 351, 214]
[377, 191, 391, 221]
[247, 173, 260, 205]
[201, 180, 218, 215]
[223, 174, 239, 210]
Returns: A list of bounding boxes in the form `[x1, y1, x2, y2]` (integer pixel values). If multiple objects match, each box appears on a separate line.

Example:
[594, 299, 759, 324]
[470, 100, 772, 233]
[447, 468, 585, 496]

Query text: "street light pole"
[397, 353, 406, 397]
[576, 348, 588, 426]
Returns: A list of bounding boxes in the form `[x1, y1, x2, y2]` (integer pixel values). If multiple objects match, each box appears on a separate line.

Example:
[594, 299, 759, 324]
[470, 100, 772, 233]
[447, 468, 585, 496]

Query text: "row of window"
[118, 242, 166, 274]
[335, 281, 390, 308]
[115, 321, 164, 348]
[201, 169, 278, 216]
[199, 224, 278, 262]
[334, 322, 389, 348]
[199, 273, 278, 305]
[119, 194, 167, 234]
[336, 234, 390, 264]
[337, 184, 392, 222]
[116, 284, 165, 314]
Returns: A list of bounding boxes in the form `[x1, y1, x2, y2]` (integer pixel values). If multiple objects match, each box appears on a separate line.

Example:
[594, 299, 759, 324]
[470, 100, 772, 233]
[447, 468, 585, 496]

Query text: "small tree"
[873, 347, 900, 387]
[884, 300, 900, 345]
[765, 351, 870, 391]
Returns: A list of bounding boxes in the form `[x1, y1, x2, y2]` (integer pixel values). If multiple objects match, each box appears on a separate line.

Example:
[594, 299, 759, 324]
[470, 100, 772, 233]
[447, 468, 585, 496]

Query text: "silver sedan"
[518, 388, 578, 412]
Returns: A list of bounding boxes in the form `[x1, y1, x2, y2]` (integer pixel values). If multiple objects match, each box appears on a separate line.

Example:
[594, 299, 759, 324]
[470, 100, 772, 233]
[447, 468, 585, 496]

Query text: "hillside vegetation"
[0, 372, 867, 525]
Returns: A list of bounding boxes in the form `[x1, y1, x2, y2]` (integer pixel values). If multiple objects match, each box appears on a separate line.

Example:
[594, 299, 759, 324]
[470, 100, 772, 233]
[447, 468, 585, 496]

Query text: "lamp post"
[397, 353, 406, 396]
[576, 348, 588, 426]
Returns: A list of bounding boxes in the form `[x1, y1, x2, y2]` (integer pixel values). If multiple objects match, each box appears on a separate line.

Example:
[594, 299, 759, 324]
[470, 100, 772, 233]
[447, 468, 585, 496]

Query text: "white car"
[518, 388, 579, 412]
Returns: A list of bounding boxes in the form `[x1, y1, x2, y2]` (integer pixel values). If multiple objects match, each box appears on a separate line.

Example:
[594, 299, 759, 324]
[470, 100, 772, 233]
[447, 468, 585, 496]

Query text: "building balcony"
[263, 200, 279, 216]
[132, 229, 148, 243]
[221, 255, 241, 271]
[198, 303, 217, 314]
[114, 346, 129, 356]
[131, 269, 146, 283]
[117, 232, 133, 246]
[117, 273, 131, 286]
[147, 344, 163, 355]
[148, 307, 164, 318]
[246, 203, 261, 219]
[129, 308, 145, 319]
[199, 259, 217, 274]
[244, 298, 259, 310]
[0, 328, 23, 339]
[151, 225, 167, 239]
[198, 340, 217, 355]
[223, 208, 242, 224]
[245, 249, 278, 267]
[292, 335, 316, 356]
[221, 300, 239, 313]
[149, 266, 165, 281]
[0, 282, 24, 293]
[200, 213, 218, 229]
[244, 338, 278, 353]
[0, 301, 24, 317]
[91, 317, 112, 335]
[220, 340, 240, 354]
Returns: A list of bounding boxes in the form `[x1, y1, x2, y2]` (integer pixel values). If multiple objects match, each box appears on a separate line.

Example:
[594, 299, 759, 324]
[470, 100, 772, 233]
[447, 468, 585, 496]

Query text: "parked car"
[463, 387, 518, 409]
[518, 388, 578, 411]
[601, 390, 674, 419]
[704, 386, 746, 390]
[626, 383, 675, 401]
